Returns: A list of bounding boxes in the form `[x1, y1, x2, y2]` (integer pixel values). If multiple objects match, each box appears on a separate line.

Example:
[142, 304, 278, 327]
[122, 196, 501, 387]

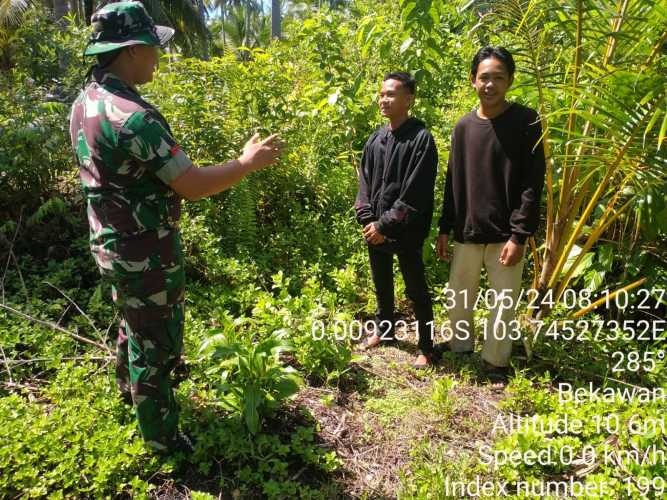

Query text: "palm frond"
[0, 0, 31, 27]
[473, 0, 667, 312]
[141, 0, 210, 55]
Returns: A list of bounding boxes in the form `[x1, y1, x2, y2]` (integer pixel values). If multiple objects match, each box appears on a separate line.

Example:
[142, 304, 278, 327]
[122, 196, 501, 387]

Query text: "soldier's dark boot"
[157, 431, 196, 456]
[173, 431, 195, 454]
[172, 358, 190, 388]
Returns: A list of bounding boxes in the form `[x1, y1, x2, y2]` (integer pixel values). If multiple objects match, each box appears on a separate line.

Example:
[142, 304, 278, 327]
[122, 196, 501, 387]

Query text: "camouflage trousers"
[115, 302, 184, 451]
[104, 253, 186, 451]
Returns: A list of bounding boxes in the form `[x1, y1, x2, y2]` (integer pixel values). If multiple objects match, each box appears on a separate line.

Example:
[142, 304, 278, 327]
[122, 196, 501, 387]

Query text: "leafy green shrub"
[397, 439, 489, 499]
[431, 375, 458, 419]
[249, 270, 357, 383]
[0, 90, 74, 207]
[4, 10, 86, 88]
[200, 329, 302, 434]
[491, 373, 667, 498]
[0, 363, 160, 497]
[500, 371, 558, 415]
[183, 407, 341, 499]
[0, 9, 86, 209]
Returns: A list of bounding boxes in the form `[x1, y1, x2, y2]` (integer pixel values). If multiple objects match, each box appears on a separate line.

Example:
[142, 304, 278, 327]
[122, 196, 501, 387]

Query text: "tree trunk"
[533, 227, 563, 320]
[221, 6, 226, 48]
[243, 1, 251, 48]
[53, 0, 69, 20]
[68, 0, 80, 21]
[53, 0, 70, 72]
[84, 0, 94, 25]
[197, 0, 209, 60]
[271, 0, 281, 39]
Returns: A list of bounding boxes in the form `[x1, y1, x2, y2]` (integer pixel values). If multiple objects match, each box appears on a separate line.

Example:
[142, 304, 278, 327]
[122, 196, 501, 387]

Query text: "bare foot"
[412, 353, 431, 368]
[359, 334, 382, 351]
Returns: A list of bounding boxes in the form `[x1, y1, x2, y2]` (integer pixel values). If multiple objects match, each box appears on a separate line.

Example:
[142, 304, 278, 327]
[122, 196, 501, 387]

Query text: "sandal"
[358, 334, 396, 351]
[481, 360, 511, 383]
[411, 350, 437, 369]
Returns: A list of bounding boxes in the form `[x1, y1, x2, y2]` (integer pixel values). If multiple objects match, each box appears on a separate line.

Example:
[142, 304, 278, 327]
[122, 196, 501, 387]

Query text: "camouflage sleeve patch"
[120, 111, 193, 185]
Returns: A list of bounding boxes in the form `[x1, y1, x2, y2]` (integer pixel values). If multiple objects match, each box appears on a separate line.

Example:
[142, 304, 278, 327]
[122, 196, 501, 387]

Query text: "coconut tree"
[271, 0, 279, 39]
[223, 3, 267, 46]
[0, 0, 31, 25]
[209, 0, 270, 57]
[83, 0, 93, 23]
[53, 0, 67, 18]
[208, 0, 259, 49]
[0, 0, 32, 68]
[140, 0, 210, 57]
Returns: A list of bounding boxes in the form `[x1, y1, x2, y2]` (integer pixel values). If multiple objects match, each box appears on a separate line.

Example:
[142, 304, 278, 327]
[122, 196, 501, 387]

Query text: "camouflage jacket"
[69, 67, 192, 276]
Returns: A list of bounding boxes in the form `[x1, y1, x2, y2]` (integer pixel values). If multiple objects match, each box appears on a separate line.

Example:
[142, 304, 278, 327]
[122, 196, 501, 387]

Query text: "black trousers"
[367, 244, 434, 354]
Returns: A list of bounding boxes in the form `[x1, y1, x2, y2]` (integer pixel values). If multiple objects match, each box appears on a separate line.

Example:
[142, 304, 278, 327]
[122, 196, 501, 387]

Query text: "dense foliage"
[1, 0, 665, 497]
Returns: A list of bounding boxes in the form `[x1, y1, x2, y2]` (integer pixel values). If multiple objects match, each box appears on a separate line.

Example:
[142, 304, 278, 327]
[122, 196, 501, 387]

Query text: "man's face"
[130, 44, 159, 85]
[472, 57, 513, 108]
[379, 79, 413, 120]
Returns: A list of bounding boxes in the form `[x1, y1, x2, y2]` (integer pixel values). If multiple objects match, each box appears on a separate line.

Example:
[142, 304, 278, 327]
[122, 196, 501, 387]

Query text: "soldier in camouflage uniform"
[69, 1, 283, 453]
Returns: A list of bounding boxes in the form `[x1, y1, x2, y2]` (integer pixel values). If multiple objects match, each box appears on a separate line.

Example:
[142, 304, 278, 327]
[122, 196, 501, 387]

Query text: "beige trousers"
[447, 241, 524, 367]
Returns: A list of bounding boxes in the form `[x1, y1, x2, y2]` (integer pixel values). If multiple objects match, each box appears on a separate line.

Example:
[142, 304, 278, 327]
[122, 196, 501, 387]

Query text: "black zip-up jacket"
[355, 117, 438, 250]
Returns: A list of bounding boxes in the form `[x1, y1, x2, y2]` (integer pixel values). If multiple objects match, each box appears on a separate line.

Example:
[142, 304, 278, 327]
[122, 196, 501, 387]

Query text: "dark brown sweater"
[438, 103, 546, 245]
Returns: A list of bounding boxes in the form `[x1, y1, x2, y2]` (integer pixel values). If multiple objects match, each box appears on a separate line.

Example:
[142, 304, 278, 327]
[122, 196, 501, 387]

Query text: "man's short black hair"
[383, 71, 416, 95]
[471, 46, 515, 79]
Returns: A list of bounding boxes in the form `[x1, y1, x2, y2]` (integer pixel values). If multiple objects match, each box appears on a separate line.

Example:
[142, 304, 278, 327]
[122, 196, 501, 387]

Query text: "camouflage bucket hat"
[84, 1, 175, 56]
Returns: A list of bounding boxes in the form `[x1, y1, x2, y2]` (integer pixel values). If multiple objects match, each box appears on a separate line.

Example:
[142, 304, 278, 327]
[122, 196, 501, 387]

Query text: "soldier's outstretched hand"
[240, 133, 285, 171]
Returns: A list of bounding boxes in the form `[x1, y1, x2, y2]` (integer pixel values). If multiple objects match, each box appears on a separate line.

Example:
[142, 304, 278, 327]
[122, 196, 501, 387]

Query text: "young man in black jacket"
[355, 72, 438, 368]
[436, 47, 546, 378]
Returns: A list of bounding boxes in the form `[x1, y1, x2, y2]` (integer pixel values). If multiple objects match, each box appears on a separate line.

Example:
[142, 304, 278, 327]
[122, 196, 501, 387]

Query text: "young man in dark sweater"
[436, 47, 545, 377]
[355, 72, 439, 368]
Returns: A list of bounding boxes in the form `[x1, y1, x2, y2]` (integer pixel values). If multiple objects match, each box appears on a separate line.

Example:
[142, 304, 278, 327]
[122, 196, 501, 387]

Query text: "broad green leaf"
[399, 37, 414, 54]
